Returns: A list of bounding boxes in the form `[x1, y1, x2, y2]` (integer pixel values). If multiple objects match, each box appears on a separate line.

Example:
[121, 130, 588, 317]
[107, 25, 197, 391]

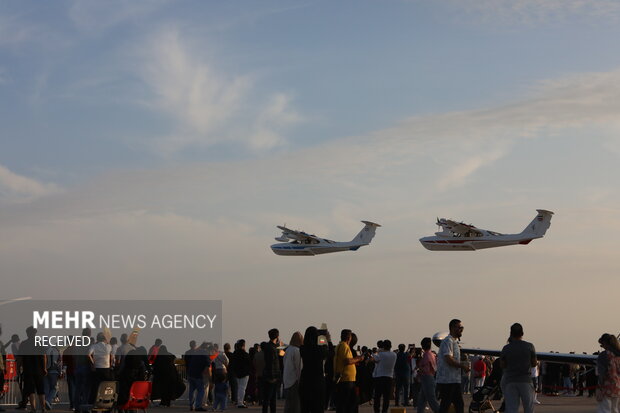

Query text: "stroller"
[468, 384, 503, 413]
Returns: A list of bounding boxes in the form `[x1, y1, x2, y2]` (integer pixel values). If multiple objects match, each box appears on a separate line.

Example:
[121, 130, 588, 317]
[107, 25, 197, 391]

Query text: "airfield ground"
[0, 393, 598, 413]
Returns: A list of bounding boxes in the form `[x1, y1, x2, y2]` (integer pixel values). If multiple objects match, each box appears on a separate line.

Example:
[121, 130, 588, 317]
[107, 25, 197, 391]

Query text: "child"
[212, 371, 228, 411]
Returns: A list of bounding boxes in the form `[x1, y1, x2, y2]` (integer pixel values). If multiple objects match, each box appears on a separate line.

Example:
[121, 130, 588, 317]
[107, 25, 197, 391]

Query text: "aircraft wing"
[276, 226, 321, 243]
[461, 347, 597, 366]
[440, 219, 483, 236]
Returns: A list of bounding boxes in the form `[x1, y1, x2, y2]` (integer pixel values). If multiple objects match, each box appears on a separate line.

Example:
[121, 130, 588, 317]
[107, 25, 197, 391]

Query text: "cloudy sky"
[2, 0, 620, 353]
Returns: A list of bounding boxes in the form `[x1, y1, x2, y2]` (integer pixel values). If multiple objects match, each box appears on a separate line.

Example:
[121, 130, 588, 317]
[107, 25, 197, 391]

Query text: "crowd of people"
[1, 321, 620, 413]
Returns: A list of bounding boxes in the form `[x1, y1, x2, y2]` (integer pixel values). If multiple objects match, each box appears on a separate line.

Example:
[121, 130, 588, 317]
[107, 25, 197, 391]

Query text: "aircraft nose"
[432, 332, 448, 347]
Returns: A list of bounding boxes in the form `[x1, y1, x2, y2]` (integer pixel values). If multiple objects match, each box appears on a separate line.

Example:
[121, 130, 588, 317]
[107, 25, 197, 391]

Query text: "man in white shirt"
[372, 339, 397, 413]
[88, 333, 113, 402]
[436, 319, 470, 413]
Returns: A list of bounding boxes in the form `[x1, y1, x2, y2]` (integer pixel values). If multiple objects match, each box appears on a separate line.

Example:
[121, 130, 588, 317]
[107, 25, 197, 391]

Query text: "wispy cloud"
[140, 28, 250, 150]
[0, 163, 60, 203]
[135, 27, 302, 155]
[250, 93, 303, 149]
[3, 68, 620, 228]
[5, 69, 618, 223]
[0, 13, 45, 49]
[359, 68, 620, 189]
[441, 0, 620, 25]
[436, 142, 510, 190]
[68, 0, 166, 34]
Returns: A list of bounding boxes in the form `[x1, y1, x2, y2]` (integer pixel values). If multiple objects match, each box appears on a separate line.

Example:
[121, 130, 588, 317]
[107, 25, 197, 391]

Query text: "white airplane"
[271, 221, 381, 256]
[419, 209, 554, 251]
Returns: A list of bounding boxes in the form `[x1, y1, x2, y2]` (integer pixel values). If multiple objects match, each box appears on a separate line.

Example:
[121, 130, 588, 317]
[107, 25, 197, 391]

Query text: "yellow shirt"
[334, 341, 356, 382]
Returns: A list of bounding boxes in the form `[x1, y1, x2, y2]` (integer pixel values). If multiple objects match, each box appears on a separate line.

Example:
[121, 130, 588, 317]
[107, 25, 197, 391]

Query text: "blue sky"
[2, 0, 620, 352]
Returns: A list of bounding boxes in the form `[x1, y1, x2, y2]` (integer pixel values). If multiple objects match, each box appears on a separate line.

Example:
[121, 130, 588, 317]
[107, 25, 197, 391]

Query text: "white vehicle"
[271, 221, 381, 256]
[419, 209, 553, 251]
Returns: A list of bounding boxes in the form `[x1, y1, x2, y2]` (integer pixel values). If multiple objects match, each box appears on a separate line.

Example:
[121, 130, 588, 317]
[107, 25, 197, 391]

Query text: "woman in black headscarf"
[299, 326, 328, 413]
[117, 346, 149, 407]
[151, 345, 185, 407]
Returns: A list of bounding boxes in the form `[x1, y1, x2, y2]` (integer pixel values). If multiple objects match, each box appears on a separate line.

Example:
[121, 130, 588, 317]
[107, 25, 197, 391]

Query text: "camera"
[317, 323, 329, 346]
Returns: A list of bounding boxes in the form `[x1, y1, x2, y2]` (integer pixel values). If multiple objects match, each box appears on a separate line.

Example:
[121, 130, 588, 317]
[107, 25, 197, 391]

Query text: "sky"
[2, 0, 620, 354]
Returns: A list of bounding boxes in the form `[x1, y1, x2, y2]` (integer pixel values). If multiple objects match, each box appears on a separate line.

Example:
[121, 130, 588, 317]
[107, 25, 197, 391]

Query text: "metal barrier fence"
[1, 363, 188, 407]
[1, 377, 71, 406]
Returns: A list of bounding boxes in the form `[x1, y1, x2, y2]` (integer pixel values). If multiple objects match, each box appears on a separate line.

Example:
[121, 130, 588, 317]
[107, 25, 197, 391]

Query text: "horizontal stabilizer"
[361, 220, 381, 227]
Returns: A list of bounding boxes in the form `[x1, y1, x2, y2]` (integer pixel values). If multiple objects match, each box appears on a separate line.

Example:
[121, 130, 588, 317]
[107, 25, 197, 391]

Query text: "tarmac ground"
[0, 393, 599, 413]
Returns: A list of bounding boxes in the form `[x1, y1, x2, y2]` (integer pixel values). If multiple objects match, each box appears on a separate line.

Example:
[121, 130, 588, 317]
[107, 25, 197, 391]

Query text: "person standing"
[333, 329, 363, 413]
[417, 337, 439, 413]
[531, 362, 541, 405]
[43, 344, 61, 410]
[18, 327, 47, 413]
[299, 326, 328, 413]
[213, 375, 229, 411]
[108, 338, 119, 371]
[186, 342, 209, 411]
[461, 356, 472, 395]
[472, 356, 487, 390]
[231, 340, 251, 408]
[251, 344, 264, 405]
[152, 345, 184, 407]
[12, 333, 29, 410]
[114, 333, 135, 376]
[409, 345, 419, 404]
[88, 333, 113, 403]
[394, 344, 411, 406]
[436, 319, 469, 413]
[261, 329, 281, 413]
[213, 343, 229, 383]
[222, 343, 236, 405]
[372, 340, 397, 413]
[117, 346, 148, 407]
[0, 325, 6, 413]
[500, 323, 537, 413]
[324, 341, 336, 412]
[596, 334, 620, 413]
[283, 332, 303, 413]
[147, 339, 162, 366]
[72, 328, 93, 411]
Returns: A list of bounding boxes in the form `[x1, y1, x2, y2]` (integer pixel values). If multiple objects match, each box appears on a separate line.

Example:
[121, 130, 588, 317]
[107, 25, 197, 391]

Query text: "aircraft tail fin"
[351, 221, 381, 245]
[520, 209, 554, 238]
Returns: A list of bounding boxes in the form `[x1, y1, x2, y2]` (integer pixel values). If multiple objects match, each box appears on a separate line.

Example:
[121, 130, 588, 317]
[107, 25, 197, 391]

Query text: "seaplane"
[419, 209, 553, 251]
[271, 221, 381, 256]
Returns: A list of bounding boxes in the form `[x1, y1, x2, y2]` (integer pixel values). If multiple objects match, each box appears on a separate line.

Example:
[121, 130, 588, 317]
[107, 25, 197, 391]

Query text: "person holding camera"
[394, 344, 412, 406]
[334, 329, 363, 413]
[372, 339, 397, 413]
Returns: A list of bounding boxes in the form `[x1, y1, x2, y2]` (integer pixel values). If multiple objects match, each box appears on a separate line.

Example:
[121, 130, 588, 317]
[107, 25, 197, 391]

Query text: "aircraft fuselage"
[419, 234, 536, 251]
[270, 241, 363, 256]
